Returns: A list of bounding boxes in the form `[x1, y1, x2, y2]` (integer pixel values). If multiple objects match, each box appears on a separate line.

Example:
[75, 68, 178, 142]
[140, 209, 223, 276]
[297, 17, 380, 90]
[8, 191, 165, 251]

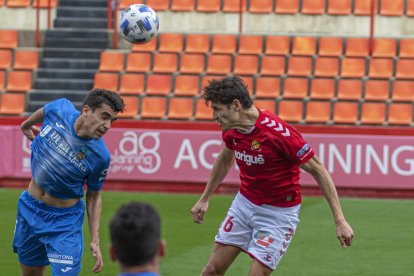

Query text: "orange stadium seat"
[206, 54, 232, 75]
[169, 53, 194, 74]
[125, 52, 151, 73]
[13, 50, 39, 70]
[152, 53, 178, 73]
[345, 38, 370, 57]
[132, 38, 157, 52]
[282, 77, 308, 99]
[242, 76, 254, 92]
[368, 58, 393, 79]
[146, 74, 172, 95]
[238, 35, 263, 55]
[168, 97, 193, 119]
[372, 38, 397, 58]
[274, 0, 299, 14]
[146, 0, 170, 11]
[318, 37, 343, 57]
[118, 96, 139, 118]
[249, 0, 273, 13]
[287, 56, 312, 76]
[195, 97, 212, 120]
[233, 55, 259, 75]
[327, 0, 352, 15]
[197, 0, 220, 12]
[360, 102, 386, 125]
[222, 0, 247, 12]
[6, 70, 32, 92]
[264, 36, 290, 55]
[291, 36, 316, 56]
[119, 0, 138, 10]
[211, 34, 237, 54]
[171, 0, 195, 11]
[255, 99, 276, 112]
[0, 93, 25, 115]
[379, 0, 403, 16]
[391, 80, 414, 102]
[158, 33, 184, 53]
[364, 79, 390, 101]
[277, 100, 303, 122]
[398, 38, 414, 58]
[309, 78, 335, 100]
[333, 101, 359, 124]
[0, 30, 18, 49]
[0, 71, 5, 91]
[260, 55, 285, 76]
[340, 57, 366, 78]
[407, 0, 414, 16]
[180, 53, 205, 74]
[388, 103, 413, 125]
[354, 0, 377, 16]
[301, 0, 326, 14]
[0, 0, 4, 6]
[254, 77, 281, 98]
[0, 50, 12, 69]
[337, 79, 363, 100]
[174, 75, 200, 96]
[32, 0, 58, 8]
[93, 73, 119, 91]
[6, 0, 30, 7]
[201, 75, 221, 89]
[140, 96, 167, 119]
[395, 59, 414, 79]
[99, 52, 124, 72]
[185, 34, 210, 53]
[119, 74, 145, 95]
[305, 101, 331, 123]
[314, 57, 339, 77]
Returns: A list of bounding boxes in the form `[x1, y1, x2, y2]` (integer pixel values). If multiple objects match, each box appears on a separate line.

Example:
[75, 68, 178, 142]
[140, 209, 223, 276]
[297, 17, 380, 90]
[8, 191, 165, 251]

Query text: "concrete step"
[42, 48, 102, 59]
[29, 89, 89, 102]
[58, 0, 107, 8]
[34, 78, 93, 90]
[44, 37, 108, 49]
[37, 68, 97, 79]
[27, 99, 83, 113]
[54, 17, 109, 29]
[41, 58, 100, 69]
[45, 28, 108, 39]
[56, 6, 108, 18]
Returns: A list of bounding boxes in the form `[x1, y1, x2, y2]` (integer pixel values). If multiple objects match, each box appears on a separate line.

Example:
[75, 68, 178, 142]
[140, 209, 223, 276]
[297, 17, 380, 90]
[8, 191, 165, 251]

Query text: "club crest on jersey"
[251, 139, 261, 150]
[76, 147, 90, 160]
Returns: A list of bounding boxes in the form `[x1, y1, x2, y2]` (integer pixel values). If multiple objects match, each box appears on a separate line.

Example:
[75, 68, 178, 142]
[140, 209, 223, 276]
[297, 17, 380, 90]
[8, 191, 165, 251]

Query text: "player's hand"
[21, 125, 41, 141]
[90, 242, 103, 273]
[336, 220, 354, 248]
[191, 199, 209, 224]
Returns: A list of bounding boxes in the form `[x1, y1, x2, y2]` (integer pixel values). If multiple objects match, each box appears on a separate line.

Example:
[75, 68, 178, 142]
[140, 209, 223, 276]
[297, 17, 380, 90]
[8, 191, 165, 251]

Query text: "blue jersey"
[30, 98, 110, 199]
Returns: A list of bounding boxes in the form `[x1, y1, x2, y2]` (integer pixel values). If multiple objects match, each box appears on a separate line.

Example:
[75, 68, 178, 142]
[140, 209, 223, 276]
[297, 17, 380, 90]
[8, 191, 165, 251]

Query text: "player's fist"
[90, 242, 103, 273]
[21, 125, 41, 141]
[191, 200, 209, 224]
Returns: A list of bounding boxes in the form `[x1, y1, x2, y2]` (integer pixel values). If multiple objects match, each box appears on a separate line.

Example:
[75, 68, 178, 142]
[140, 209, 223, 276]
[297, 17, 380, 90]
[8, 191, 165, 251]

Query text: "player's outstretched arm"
[20, 108, 44, 141]
[86, 189, 103, 273]
[300, 155, 354, 248]
[191, 147, 235, 224]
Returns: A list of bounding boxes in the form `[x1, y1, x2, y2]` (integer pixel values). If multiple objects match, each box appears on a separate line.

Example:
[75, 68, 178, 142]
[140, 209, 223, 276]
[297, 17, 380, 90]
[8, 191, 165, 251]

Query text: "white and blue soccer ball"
[119, 4, 159, 44]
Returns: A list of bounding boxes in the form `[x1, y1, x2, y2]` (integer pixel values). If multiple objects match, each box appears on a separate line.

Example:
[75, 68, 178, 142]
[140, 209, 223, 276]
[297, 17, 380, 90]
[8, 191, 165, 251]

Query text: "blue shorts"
[13, 191, 84, 275]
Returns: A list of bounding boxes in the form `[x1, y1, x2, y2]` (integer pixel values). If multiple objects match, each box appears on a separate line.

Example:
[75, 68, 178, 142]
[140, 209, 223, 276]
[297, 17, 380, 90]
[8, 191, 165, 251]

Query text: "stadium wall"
[0, 117, 413, 199]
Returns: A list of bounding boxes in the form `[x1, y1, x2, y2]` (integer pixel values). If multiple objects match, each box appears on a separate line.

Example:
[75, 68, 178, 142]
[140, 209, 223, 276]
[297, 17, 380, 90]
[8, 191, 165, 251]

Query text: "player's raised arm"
[300, 155, 354, 248]
[20, 107, 44, 141]
[191, 146, 234, 224]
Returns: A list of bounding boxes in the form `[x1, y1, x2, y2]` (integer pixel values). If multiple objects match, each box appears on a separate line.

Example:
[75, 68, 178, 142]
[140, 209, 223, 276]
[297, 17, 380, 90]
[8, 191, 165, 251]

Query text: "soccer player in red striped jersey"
[191, 76, 353, 276]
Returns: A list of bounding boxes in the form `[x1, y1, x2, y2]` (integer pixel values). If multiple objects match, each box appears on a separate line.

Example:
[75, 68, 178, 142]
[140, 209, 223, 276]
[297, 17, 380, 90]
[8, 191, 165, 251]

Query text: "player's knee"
[201, 262, 225, 276]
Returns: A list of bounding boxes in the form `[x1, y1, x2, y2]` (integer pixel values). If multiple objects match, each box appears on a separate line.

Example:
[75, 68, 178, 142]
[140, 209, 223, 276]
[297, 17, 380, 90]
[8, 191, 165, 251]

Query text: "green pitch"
[1, 188, 413, 276]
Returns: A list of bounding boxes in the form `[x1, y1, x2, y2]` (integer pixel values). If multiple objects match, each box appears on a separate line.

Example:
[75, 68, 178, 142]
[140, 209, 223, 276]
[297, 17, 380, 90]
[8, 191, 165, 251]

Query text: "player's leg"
[20, 263, 46, 276]
[248, 260, 272, 276]
[201, 243, 242, 276]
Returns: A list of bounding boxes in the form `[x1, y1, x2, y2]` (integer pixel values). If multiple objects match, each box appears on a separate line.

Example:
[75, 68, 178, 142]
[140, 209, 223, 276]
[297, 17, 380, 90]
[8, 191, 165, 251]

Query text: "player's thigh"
[203, 243, 242, 275]
[20, 263, 46, 276]
[248, 259, 272, 276]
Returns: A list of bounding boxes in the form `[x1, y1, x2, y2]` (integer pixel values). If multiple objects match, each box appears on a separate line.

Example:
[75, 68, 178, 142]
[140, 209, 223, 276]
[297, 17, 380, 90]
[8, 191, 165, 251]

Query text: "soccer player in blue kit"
[13, 89, 125, 276]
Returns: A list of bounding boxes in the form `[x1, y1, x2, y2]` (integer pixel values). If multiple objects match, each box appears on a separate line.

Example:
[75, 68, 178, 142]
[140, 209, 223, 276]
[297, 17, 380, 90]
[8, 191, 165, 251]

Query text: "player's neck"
[73, 116, 89, 139]
[234, 106, 259, 132]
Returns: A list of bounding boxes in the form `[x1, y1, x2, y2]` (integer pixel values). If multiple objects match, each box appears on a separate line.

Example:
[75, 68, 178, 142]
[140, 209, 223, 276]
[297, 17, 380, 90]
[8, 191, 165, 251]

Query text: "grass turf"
[1, 188, 413, 275]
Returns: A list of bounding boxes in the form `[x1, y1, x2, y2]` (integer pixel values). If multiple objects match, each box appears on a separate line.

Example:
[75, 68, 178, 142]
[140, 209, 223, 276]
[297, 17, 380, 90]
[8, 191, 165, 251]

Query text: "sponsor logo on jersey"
[55, 121, 66, 130]
[296, 144, 312, 161]
[234, 150, 265, 166]
[47, 253, 74, 265]
[61, 267, 73, 273]
[251, 139, 261, 150]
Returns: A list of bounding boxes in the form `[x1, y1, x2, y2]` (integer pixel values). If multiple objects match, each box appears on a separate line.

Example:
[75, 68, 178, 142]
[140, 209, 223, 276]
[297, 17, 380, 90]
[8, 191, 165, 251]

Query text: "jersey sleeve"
[222, 131, 235, 150]
[86, 154, 110, 191]
[272, 123, 314, 165]
[43, 98, 69, 117]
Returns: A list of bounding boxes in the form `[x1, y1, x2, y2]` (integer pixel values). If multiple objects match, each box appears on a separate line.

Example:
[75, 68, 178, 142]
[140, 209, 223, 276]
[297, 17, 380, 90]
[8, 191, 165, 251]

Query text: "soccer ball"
[119, 4, 159, 44]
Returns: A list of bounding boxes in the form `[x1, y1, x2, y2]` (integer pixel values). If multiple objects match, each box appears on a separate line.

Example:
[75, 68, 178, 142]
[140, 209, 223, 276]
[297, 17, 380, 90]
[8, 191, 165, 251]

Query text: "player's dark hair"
[83, 88, 125, 113]
[202, 76, 253, 109]
[109, 201, 161, 267]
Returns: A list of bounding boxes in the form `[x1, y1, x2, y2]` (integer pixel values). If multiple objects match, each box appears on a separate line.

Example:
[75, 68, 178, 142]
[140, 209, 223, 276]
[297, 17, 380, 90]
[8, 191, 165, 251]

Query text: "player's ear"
[232, 99, 242, 112]
[109, 244, 118, 261]
[81, 105, 91, 115]
[158, 239, 166, 257]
